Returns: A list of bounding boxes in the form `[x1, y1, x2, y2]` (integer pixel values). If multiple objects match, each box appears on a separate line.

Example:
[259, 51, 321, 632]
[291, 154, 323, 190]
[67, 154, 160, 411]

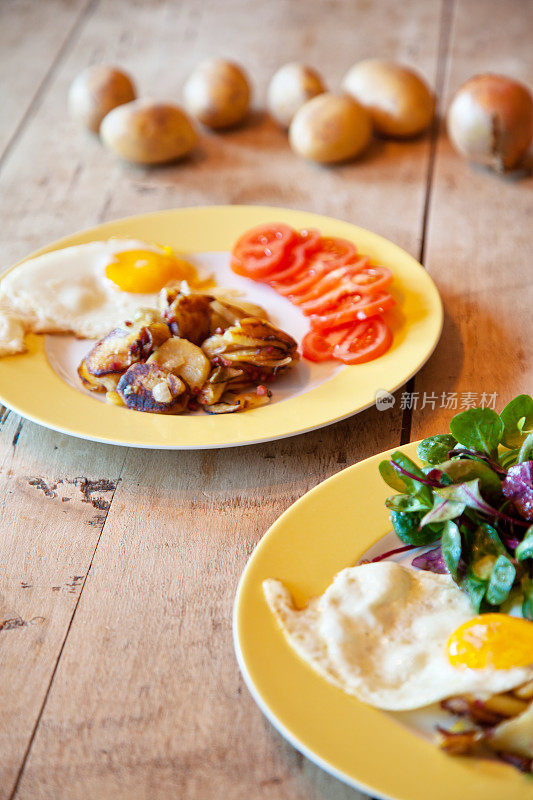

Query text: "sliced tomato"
[301, 328, 347, 362]
[231, 223, 297, 278]
[273, 262, 330, 297]
[289, 259, 364, 305]
[332, 317, 392, 364]
[313, 236, 358, 268]
[310, 292, 395, 330]
[267, 228, 321, 284]
[347, 263, 393, 294]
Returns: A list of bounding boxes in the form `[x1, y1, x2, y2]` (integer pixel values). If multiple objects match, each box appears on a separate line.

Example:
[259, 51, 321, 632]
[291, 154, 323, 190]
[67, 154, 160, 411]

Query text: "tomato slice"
[310, 292, 395, 330]
[332, 317, 392, 364]
[301, 328, 347, 362]
[267, 229, 321, 284]
[231, 223, 297, 278]
[347, 263, 393, 293]
[313, 236, 358, 268]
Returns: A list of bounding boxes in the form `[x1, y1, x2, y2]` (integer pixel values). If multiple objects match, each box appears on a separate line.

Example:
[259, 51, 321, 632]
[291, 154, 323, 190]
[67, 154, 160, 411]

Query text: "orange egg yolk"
[105, 248, 198, 293]
[447, 613, 533, 669]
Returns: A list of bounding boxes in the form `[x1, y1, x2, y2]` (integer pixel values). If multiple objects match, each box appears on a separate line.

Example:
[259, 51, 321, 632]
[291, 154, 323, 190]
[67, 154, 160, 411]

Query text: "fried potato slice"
[117, 362, 188, 414]
[159, 290, 213, 344]
[202, 317, 299, 377]
[147, 337, 211, 391]
[78, 318, 170, 392]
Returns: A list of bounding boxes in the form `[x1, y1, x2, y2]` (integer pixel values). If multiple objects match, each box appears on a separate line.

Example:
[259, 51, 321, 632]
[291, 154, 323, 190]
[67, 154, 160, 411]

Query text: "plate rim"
[0, 205, 443, 449]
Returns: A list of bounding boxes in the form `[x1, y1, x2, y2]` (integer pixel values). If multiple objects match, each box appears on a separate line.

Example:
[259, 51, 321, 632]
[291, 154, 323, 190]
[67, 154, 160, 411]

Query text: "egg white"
[264, 562, 533, 711]
[0, 239, 171, 351]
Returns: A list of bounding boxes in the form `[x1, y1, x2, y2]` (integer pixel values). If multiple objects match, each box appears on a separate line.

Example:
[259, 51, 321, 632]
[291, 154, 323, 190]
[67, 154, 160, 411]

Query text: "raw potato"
[447, 74, 533, 172]
[267, 62, 325, 128]
[101, 100, 197, 165]
[289, 92, 371, 164]
[68, 66, 136, 133]
[342, 59, 433, 138]
[147, 337, 211, 391]
[183, 59, 251, 129]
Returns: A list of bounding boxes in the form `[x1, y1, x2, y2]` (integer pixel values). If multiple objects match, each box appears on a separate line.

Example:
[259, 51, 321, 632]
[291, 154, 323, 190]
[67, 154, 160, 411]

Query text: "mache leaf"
[515, 525, 533, 562]
[438, 458, 502, 495]
[416, 435, 457, 466]
[521, 577, 533, 621]
[385, 494, 432, 513]
[390, 452, 433, 506]
[419, 494, 465, 527]
[500, 394, 533, 448]
[518, 432, 533, 464]
[449, 407, 503, 456]
[461, 571, 487, 613]
[390, 510, 439, 547]
[379, 460, 409, 493]
[485, 555, 516, 606]
[441, 520, 462, 581]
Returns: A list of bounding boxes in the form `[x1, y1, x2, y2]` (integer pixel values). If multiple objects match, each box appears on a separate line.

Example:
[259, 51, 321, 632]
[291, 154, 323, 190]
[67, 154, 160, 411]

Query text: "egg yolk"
[447, 613, 533, 669]
[105, 248, 198, 293]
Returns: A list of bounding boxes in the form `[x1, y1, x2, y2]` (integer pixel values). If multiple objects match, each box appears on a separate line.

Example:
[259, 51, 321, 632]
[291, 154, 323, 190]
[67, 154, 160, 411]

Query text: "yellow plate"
[233, 442, 533, 800]
[0, 206, 442, 449]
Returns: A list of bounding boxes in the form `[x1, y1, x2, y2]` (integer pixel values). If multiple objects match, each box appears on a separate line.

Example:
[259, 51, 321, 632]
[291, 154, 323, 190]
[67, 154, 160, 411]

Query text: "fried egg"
[264, 562, 533, 711]
[0, 239, 204, 354]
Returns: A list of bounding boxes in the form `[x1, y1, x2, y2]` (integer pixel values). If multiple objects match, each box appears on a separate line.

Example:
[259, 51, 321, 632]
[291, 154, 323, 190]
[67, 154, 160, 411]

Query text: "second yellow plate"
[234, 443, 533, 800]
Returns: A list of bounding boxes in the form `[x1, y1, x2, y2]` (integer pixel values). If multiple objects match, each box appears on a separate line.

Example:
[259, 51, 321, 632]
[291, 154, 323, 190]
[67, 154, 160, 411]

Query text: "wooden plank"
[0, 412, 126, 799]
[1, 0, 444, 797]
[0, 0, 93, 161]
[410, 0, 533, 439]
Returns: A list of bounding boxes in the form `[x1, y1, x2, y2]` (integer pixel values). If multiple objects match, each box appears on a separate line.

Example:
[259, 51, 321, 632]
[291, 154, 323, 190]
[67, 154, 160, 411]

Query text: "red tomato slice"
[273, 262, 330, 297]
[232, 223, 297, 278]
[332, 317, 392, 364]
[347, 263, 393, 293]
[290, 259, 366, 305]
[267, 228, 321, 284]
[300, 328, 348, 362]
[313, 236, 358, 267]
[310, 292, 395, 330]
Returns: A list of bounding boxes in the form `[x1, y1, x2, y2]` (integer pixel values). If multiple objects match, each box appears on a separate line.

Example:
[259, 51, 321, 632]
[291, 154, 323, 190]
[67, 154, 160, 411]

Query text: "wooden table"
[1, 1, 531, 798]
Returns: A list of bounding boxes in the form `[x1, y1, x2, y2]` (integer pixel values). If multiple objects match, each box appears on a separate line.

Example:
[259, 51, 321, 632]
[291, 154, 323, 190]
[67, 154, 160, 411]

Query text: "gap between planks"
[399, 0, 455, 446]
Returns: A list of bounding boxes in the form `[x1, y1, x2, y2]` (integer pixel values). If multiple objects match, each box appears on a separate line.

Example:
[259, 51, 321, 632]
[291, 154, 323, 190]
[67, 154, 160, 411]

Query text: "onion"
[447, 74, 533, 172]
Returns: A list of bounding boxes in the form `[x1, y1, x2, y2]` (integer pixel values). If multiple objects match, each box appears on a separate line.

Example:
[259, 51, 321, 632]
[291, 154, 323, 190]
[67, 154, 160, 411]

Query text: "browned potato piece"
[204, 389, 271, 414]
[160, 290, 213, 344]
[147, 337, 211, 391]
[435, 727, 484, 755]
[117, 363, 188, 414]
[197, 365, 245, 406]
[208, 298, 268, 333]
[78, 319, 170, 392]
[202, 317, 299, 378]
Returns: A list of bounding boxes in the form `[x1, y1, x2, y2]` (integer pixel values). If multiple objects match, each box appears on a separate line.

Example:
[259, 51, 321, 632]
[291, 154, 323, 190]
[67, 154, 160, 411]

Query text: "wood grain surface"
[0, 1, 531, 798]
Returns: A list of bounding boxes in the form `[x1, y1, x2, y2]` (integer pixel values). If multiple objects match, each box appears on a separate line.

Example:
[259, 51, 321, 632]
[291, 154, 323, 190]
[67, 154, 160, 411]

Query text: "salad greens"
[379, 395, 533, 618]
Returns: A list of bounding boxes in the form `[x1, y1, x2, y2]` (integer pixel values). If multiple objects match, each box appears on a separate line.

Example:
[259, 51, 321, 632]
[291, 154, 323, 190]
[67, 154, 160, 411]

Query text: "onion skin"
[447, 74, 533, 172]
[289, 92, 372, 164]
[267, 62, 326, 128]
[342, 59, 433, 138]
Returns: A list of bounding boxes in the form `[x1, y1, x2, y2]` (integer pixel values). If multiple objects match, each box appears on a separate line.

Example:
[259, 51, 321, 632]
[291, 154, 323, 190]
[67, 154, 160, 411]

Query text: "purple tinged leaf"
[502, 461, 533, 521]
[412, 547, 448, 574]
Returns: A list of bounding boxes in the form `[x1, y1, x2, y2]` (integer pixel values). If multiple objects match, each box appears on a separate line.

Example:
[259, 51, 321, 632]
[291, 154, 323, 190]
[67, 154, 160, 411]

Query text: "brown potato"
[147, 337, 211, 391]
[289, 93, 372, 163]
[267, 62, 326, 128]
[68, 66, 136, 133]
[78, 319, 170, 392]
[100, 100, 197, 165]
[117, 362, 188, 414]
[183, 59, 251, 129]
